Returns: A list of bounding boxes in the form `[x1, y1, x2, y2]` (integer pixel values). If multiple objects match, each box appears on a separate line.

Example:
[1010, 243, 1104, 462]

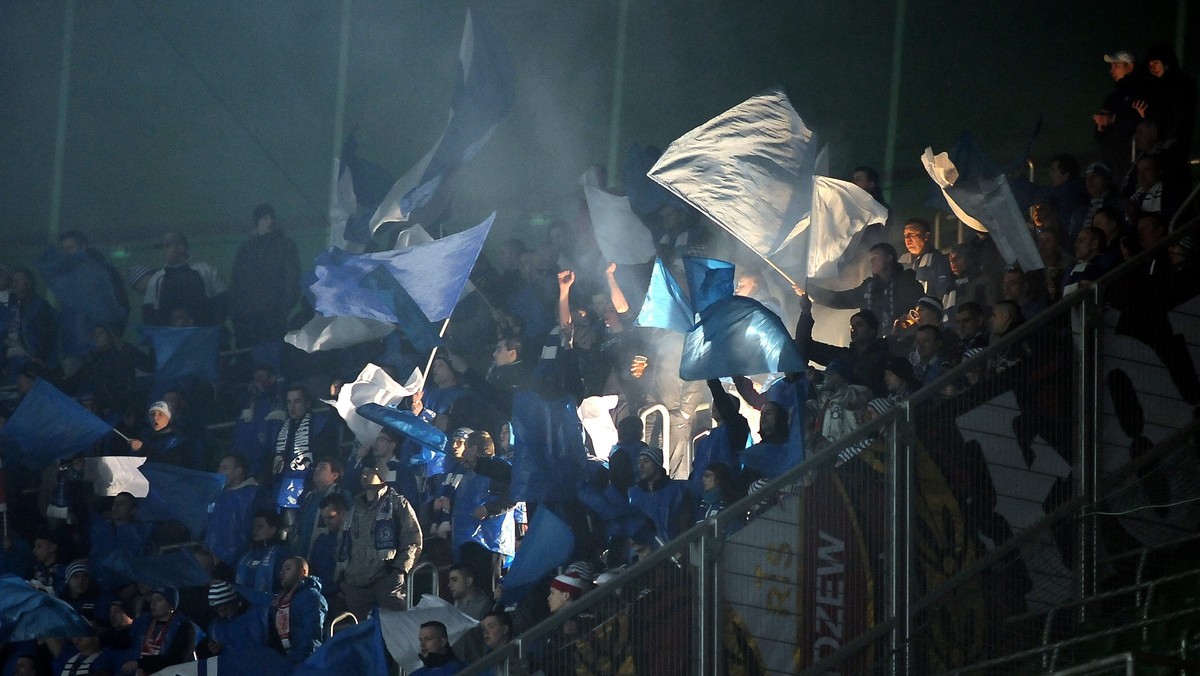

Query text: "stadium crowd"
[0, 42, 1198, 675]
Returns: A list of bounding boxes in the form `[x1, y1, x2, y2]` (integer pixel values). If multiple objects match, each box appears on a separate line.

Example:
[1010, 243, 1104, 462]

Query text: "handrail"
[407, 560, 440, 603]
[327, 611, 358, 639]
[638, 403, 670, 469]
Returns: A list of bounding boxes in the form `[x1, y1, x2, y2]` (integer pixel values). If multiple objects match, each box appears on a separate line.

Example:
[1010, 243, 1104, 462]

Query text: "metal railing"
[463, 213, 1200, 675]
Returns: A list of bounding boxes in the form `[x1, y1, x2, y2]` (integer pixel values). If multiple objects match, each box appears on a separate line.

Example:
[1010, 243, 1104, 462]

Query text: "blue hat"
[150, 585, 179, 609]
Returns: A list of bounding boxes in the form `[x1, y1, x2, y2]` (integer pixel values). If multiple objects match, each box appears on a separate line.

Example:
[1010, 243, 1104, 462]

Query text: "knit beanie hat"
[150, 585, 179, 609]
[208, 580, 238, 607]
[550, 572, 587, 600]
[149, 400, 172, 420]
[916, 295, 944, 315]
[637, 447, 664, 471]
[64, 559, 89, 582]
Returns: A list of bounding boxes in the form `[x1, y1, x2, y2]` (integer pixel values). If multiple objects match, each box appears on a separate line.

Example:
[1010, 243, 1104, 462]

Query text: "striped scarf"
[275, 415, 312, 471]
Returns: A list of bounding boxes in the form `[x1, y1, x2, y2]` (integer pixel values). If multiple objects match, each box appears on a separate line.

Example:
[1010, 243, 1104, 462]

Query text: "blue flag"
[358, 265, 442, 352]
[683, 256, 735, 315]
[0, 379, 113, 470]
[0, 574, 93, 642]
[136, 463, 226, 538]
[355, 403, 447, 453]
[500, 507, 574, 606]
[36, 248, 126, 359]
[337, 133, 397, 248]
[679, 296, 806, 381]
[292, 615, 387, 676]
[634, 258, 694, 333]
[140, 326, 220, 384]
[510, 390, 588, 503]
[369, 10, 515, 231]
[311, 213, 493, 324]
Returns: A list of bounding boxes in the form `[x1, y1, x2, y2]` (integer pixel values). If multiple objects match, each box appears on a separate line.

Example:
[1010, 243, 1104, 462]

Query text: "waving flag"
[136, 463, 226, 538]
[379, 597, 480, 673]
[648, 89, 820, 284]
[0, 379, 113, 470]
[680, 296, 806, 381]
[394, 224, 477, 296]
[369, 10, 515, 232]
[333, 364, 423, 449]
[584, 185, 656, 265]
[510, 390, 588, 503]
[37, 248, 127, 358]
[293, 615, 387, 676]
[83, 456, 149, 497]
[285, 315, 395, 353]
[311, 213, 493, 325]
[140, 326, 220, 384]
[356, 403, 446, 453]
[358, 265, 443, 351]
[623, 144, 688, 217]
[0, 575, 93, 642]
[683, 256, 735, 314]
[329, 134, 396, 252]
[499, 507, 575, 606]
[802, 176, 890, 281]
[634, 258, 695, 333]
[922, 136, 1043, 272]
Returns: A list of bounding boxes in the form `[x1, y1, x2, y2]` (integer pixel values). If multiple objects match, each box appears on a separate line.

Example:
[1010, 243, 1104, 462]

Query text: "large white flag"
[803, 176, 889, 282]
[583, 185, 655, 265]
[332, 363, 424, 450]
[922, 147, 1043, 271]
[83, 457, 149, 497]
[648, 88, 821, 284]
[379, 596, 479, 673]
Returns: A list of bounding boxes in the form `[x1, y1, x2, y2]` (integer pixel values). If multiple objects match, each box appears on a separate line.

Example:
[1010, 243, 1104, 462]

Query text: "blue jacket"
[205, 482, 262, 568]
[126, 611, 201, 674]
[272, 576, 327, 663]
[236, 542, 287, 606]
[209, 603, 269, 661]
[628, 477, 692, 542]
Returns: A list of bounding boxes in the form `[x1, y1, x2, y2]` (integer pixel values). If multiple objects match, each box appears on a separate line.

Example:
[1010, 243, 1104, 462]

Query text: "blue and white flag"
[329, 133, 396, 252]
[0, 379, 113, 470]
[922, 144, 1043, 271]
[311, 213, 493, 325]
[634, 258, 694, 333]
[648, 89, 820, 284]
[140, 326, 220, 384]
[356, 403, 447, 453]
[369, 10, 515, 232]
[136, 463, 226, 538]
[683, 256, 735, 315]
[679, 296, 806, 381]
[0, 575, 92, 642]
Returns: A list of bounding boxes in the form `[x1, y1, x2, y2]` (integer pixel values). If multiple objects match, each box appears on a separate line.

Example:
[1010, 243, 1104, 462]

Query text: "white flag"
[83, 457, 149, 497]
[285, 315, 395, 353]
[583, 185, 655, 265]
[332, 363, 424, 449]
[379, 596, 479, 673]
[803, 176, 889, 281]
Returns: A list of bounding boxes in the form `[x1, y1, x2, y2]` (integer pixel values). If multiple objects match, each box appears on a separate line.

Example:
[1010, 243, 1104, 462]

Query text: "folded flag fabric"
[355, 403, 447, 453]
[634, 258, 695, 333]
[683, 256, 735, 315]
[680, 296, 806, 381]
[379, 596, 479, 673]
[0, 378, 113, 470]
[332, 364, 423, 449]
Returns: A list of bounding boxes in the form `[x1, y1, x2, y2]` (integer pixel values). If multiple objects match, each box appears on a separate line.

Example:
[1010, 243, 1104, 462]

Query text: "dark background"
[1, 0, 1195, 256]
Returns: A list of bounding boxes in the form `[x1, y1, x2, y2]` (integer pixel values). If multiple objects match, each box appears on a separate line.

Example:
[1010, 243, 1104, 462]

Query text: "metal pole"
[1075, 289, 1101, 619]
[881, 0, 907, 204]
[48, 0, 76, 241]
[888, 412, 911, 675]
[1178, 0, 1189, 68]
[605, 0, 631, 189]
[328, 0, 352, 216]
[697, 528, 710, 676]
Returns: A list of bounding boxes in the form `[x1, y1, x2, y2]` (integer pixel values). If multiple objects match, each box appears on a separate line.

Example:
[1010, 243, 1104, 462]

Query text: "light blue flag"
[0, 574, 93, 642]
[358, 265, 443, 351]
[683, 256, 735, 315]
[311, 213, 494, 324]
[291, 615, 387, 676]
[679, 296, 806, 381]
[140, 326, 220, 384]
[634, 258, 695, 333]
[36, 247, 127, 359]
[136, 463, 227, 538]
[500, 508, 574, 606]
[648, 89, 820, 285]
[356, 403, 447, 453]
[0, 378, 113, 470]
[369, 10, 515, 232]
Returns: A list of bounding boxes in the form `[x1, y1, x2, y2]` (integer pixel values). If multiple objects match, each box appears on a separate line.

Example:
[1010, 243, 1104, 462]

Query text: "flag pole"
[421, 319, 452, 381]
[110, 427, 133, 443]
